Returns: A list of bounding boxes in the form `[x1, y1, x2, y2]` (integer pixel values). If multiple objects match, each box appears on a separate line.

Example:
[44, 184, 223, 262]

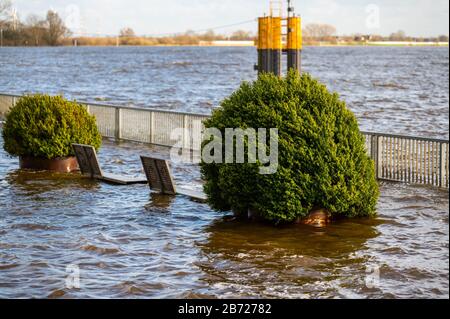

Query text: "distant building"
[354, 35, 372, 42]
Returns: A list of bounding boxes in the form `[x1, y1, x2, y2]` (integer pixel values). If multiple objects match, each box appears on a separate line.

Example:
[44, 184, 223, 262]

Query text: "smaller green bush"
[2, 94, 102, 159]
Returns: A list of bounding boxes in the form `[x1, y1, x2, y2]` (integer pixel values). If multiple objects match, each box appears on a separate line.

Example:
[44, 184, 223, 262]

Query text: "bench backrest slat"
[72, 144, 103, 178]
[140, 156, 176, 195]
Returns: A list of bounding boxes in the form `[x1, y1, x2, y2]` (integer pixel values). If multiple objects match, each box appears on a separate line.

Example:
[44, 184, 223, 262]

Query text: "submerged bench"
[72, 144, 147, 185]
[140, 156, 207, 203]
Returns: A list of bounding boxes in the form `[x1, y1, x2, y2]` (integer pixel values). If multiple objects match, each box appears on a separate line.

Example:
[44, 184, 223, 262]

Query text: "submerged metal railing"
[0, 94, 16, 118]
[1, 93, 448, 189]
[363, 133, 449, 188]
[86, 102, 208, 149]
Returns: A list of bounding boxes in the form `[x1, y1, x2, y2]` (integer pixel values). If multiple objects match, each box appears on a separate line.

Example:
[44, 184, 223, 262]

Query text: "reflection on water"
[6, 170, 100, 192]
[196, 218, 381, 299]
[144, 193, 176, 214]
[0, 138, 448, 299]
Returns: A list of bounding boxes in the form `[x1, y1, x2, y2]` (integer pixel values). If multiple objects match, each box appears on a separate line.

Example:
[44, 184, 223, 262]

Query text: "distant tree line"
[0, 1, 70, 46]
[303, 23, 337, 42]
[0, 1, 447, 47]
[302, 23, 448, 44]
[61, 28, 255, 47]
[346, 30, 449, 44]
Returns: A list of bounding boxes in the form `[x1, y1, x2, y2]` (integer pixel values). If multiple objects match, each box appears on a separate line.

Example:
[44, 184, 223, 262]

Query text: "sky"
[9, 0, 450, 37]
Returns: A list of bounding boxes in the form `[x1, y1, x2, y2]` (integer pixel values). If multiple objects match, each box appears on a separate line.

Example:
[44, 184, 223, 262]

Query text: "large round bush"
[2, 94, 102, 159]
[200, 72, 379, 223]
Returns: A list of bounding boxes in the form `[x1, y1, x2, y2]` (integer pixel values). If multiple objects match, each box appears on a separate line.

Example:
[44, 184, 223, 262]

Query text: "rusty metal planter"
[19, 156, 79, 173]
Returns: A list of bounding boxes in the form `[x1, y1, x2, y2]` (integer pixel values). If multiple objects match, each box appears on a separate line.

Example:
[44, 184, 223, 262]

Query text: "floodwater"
[0, 46, 448, 139]
[0, 46, 449, 298]
[0, 138, 448, 299]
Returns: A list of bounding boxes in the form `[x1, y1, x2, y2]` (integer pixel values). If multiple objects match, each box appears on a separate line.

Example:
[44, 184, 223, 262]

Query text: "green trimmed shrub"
[200, 71, 379, 223]
[2, 94, 102, 159]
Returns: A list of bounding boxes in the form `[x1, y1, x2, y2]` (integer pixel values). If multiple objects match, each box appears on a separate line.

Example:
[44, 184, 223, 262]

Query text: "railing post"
[377, 135, 383, 180]
[150, 111, 155, 144]
[183, 114, 189, 150]
[192, 119, 203, 152]
[369, 135, 374, 159]
[370, 134, 376, 160]
[115, 107, 122, 140]
[440, 142, 445, 188]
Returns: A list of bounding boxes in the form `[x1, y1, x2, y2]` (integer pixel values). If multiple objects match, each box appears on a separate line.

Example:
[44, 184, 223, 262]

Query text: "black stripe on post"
[271, 49, 282, 76]
[287, 49, 301, 74]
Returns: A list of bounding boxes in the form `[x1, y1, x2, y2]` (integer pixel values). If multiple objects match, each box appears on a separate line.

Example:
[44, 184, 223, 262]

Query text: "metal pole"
[439, 142, 444, 188]
[377, 135, 384, 179]
[150, 111, 155, 144]
[115, 107, 122, 140]
[0, 29, 3, 47]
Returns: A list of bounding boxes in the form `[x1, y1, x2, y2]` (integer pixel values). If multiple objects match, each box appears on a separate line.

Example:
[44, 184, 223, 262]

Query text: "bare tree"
[202, 30, 216, 41]
[438, 35, 449, 42]
[304, 23, 336, 40]
[0, 0, 11, 26]
[119, 27, 135, 37]
[26, 14, 46, 46]
[230, 30, 253, 41]
[389, 30, 406, 41]
[0, 0, 11, 16]
[44, 10, 69, 46]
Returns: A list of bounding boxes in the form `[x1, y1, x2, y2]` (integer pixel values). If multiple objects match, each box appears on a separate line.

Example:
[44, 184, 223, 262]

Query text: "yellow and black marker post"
[257, 17, 282, 76]
[287, 16, 302, 73]
[257, 17, 271, 75]
[256, 1, 302, 76]
[270, 17, 282, 76]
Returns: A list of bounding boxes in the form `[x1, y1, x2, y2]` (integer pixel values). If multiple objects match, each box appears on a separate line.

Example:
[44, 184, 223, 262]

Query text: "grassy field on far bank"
[58, 39, 450, 47]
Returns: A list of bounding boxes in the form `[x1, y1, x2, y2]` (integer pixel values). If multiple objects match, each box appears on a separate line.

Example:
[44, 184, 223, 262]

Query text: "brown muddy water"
[0, 46, 449, 298]
[0, 137, 448, 299]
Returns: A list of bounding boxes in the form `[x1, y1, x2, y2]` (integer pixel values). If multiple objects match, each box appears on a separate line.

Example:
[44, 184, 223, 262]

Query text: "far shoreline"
[1, 43, 448, 48]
